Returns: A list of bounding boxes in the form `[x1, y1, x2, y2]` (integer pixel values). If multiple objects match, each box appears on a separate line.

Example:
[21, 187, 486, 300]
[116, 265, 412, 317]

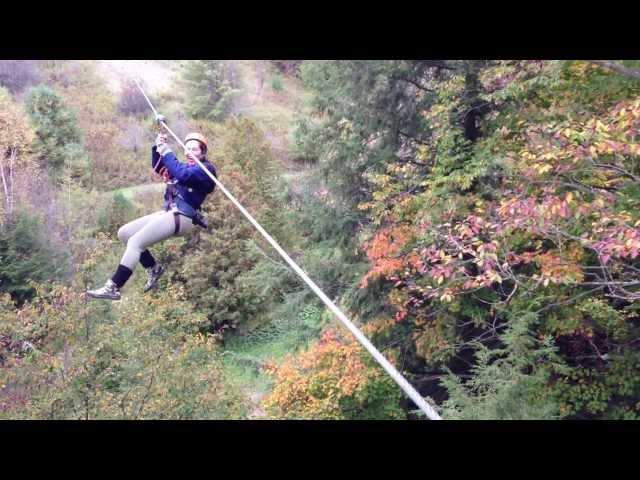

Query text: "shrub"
[0, 276, 246, 419]
[271, 75, 283, 92]
[95, 192, 136, 235]
[270, 61, 302, 77]
[263, 329, 405, 419]
[0, 210, 69, 305]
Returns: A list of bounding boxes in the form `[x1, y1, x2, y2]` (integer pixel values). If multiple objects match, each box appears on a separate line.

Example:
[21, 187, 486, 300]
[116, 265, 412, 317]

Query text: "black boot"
[144, 264, 165, 292]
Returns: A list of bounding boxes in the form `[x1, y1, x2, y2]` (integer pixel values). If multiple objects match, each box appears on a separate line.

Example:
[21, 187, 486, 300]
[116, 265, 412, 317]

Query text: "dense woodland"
[1, 59, 640, 419]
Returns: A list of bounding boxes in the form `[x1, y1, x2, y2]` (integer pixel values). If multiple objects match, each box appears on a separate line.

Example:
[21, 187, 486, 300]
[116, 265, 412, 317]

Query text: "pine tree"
[0, 211, 68, 305]
[180, 61, 239, 121]
[440, 314, 567, 420]
[24, 84, 90, 183]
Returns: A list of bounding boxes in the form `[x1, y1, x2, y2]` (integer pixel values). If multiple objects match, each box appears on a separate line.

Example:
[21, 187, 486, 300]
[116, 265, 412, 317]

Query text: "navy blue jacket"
[151, 146, 217, 214]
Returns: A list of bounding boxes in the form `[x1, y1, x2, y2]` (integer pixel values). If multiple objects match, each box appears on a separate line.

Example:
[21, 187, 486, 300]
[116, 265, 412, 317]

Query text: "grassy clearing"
[111, 182, 164, 201]
[219, 325, 315, 419]
[232, 60, 313, 165]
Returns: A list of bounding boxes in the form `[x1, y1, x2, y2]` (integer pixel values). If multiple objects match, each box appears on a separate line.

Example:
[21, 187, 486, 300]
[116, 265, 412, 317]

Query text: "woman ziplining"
[84, 77, 441, 419]
[86, 130, 217, 300]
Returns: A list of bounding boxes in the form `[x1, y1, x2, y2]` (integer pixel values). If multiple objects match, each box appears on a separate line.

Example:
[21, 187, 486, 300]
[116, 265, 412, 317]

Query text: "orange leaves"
[531, 250, 585, 286]
[360, 224, 419, 288]
[363, 224, 416, 261]
[262, 329, 389, 419]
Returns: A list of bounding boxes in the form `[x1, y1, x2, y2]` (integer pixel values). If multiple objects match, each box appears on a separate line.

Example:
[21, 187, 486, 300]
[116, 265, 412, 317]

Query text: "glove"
[159, 166, 172, 182]
[156, 143, 172, 156]
[155, 114, 166, 124]
[155, 133, 172, 157]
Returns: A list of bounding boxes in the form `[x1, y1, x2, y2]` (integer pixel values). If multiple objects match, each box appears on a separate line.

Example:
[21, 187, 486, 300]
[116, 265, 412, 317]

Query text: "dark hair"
[187, 139, 207, 156]
[185, 139, 208, 162]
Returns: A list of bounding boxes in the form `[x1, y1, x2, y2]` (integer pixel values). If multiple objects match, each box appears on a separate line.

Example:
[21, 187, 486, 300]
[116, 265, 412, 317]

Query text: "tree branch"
[590, 60, 640, 81]
[398, 77, 434, 93]
[398, 130, 431, 146]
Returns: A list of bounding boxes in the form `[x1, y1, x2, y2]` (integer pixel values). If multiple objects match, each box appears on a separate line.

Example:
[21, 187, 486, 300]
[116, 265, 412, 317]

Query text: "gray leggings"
[117, 210, 194, 270]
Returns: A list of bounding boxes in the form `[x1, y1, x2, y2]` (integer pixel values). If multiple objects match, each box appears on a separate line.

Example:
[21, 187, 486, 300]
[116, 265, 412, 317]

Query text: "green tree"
[0, 211, 68, 305]
[167, 118, 294, 335]
[180, 61, 239, 121]
[24, 84, 90, 183]
[95, 192, 136, 235]
[440, 314, 566, 420]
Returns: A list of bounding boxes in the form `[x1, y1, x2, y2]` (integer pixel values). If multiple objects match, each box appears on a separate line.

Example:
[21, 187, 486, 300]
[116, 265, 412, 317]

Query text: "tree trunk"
[462, 61, 485, 142]
[0, 155, 9, 215]
[9, 148, 15, 215]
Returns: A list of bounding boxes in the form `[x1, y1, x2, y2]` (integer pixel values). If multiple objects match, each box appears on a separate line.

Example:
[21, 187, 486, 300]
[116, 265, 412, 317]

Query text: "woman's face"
[184, 140, 204, 165]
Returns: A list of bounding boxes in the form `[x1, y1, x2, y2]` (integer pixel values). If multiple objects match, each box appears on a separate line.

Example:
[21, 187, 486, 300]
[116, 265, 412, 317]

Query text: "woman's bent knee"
[117, 226, 129, 243]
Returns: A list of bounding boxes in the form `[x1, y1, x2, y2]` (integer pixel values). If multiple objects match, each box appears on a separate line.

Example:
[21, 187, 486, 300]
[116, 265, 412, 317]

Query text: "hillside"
[2, 60, 640, 420]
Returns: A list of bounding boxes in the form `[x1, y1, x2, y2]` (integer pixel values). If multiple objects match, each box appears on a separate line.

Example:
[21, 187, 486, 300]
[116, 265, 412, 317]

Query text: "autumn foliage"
[288, 60, 640, 419]
[263, 329, 404, 419]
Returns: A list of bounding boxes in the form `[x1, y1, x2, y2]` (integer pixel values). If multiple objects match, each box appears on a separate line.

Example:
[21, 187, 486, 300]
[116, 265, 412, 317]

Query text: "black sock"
[140, 250, 156, 269]
[111, 264, 133, 289]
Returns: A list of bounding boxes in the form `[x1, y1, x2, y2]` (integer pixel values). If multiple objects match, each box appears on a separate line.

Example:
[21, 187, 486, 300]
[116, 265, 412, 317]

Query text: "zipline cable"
[132, 76, 442, 420]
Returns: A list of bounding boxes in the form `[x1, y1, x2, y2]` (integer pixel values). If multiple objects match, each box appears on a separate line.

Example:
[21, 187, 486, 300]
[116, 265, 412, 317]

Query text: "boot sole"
[85, 291, 121, 301]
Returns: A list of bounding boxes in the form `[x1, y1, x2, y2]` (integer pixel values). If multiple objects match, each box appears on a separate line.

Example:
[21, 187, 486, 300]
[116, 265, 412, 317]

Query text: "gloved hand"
[155, 114, 166, 124]
[158, 166, 171, 182]
[155, 133, 172, 157]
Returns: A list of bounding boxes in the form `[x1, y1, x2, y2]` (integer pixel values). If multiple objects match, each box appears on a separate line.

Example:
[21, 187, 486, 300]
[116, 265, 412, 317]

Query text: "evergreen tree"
[24, 84, 90, 183]
[180, 61, 239, 121]
[440, 314, 567, 420]
[95, 192, 136, 235]
[0, 211, 68, 305]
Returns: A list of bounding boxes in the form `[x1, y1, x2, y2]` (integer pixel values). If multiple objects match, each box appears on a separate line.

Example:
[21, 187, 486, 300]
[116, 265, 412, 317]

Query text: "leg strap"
[173, 212, 180, 235]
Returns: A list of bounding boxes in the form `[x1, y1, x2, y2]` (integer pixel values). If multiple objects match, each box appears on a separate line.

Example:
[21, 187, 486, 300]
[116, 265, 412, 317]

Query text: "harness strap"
[173, 211, 180, 235]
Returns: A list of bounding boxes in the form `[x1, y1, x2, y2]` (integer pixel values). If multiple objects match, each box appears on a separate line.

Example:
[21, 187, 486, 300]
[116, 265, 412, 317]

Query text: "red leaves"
[590, 225, 640, 264]
[358, 92, 640, 320]
[395, 310, 407, 323]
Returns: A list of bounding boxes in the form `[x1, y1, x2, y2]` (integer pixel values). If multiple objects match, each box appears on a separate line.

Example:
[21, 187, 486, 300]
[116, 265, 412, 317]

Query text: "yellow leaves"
[487, 270, 502, 284]
[595, 120, 608, 133]
[439, 292, 453, 303]
[535, 163, 553, 175]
